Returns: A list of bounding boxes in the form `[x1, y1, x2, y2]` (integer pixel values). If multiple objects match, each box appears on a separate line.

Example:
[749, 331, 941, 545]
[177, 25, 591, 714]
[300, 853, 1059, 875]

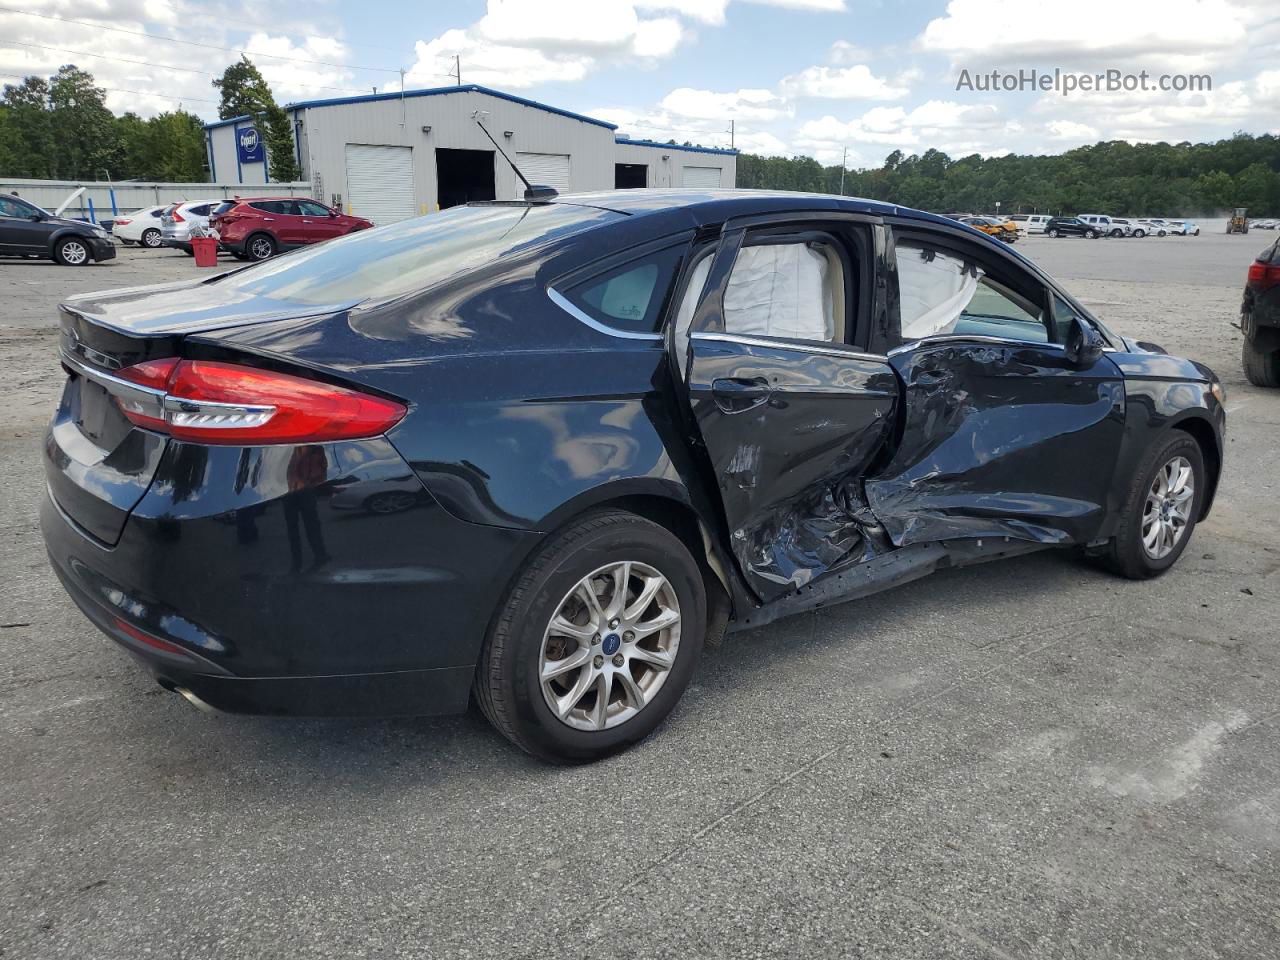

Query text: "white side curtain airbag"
[723, 243, 834, 341]
[897, 244, 983, 340]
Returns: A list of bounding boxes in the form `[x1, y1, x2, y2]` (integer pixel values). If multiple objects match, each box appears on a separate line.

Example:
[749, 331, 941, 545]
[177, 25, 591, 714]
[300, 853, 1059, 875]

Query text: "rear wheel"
[247, 233, 276, 261]
[474, 510, 706, 763]
[54, 237, 90, 266]
[1097, 433, 1204, 579]
[1086, 229, 1099, 238]
[1242, 338, 1280, 388]
[1048, 228, 1060, 238]
[141, 228, 162, 248]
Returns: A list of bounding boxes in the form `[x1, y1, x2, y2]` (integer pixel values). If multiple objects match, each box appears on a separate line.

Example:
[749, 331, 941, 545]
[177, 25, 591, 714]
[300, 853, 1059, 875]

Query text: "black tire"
[1048, 228, 1060, 238]
[1109, 229, 1122, 237]
[1242, 338, 1280, 388]
[141, 228, 162, 248]
[246, 233, 276, 261]
[1097, 433, 1205, 580]
[231, 252, 253, 261]
[474, 509, 706, 764]
[1086, 229, 1099, 238]
[53, 236, 91, 266]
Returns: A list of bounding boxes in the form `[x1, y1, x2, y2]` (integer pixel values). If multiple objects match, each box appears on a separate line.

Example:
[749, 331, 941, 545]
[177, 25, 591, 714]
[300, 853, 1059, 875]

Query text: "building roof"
[281, 83, 617, 130]
[614, 137, 737, 157]
[203, 114, 254, 131]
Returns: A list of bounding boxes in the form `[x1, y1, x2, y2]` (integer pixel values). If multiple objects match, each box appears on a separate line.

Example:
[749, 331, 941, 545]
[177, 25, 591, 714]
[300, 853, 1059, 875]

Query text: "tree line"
[0, 58, 298, 183]
[736, 136, 1280, 217]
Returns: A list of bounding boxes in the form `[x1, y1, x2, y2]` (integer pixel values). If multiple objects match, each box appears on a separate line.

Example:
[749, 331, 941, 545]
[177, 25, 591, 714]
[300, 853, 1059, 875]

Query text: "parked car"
[957, 215, 1013, 241]
[0, 193, 116, 265]
[980, 215, 1020, 242]
[1241, 236, 1280, 387]
[1010, 214, 1051, 234]
[1133, 218, 1166, 237]
[111, 204, 168, 248]
[160, 200, 223, 255]
[210, 197, 372, 261]
[1078, 214, 1117, 236]
[1045, 217, 1101, 238]
[1168, 220, 1201, 236]
[1250, 219, 1276, 230]
[1109, 218, 1144, 237]
[40, 190, 1225, 763]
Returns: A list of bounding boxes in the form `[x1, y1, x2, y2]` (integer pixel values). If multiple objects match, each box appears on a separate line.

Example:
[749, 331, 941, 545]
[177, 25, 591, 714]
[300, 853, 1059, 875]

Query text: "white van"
[1010, 214, 1051, 234]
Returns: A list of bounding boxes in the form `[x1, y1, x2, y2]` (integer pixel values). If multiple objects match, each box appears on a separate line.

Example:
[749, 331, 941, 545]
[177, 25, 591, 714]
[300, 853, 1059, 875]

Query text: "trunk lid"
[47, 281, 360, 544]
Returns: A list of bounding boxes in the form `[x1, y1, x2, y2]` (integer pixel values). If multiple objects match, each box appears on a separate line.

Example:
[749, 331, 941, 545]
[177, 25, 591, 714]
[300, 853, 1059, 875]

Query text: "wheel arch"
[1169, 414, 1221, 520]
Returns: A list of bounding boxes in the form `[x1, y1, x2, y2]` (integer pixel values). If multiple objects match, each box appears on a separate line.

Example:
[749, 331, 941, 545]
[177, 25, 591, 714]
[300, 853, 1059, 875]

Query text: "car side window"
[721, 239, 847, 343]
[0, 197, 24, 218]
[298, 200, 331, 217]
[250, 201, 279, 214]
[1051, 294, 1088, 344]
[895, 239, 1048, 343]
[189, 204, 211, 217]
[561, 246, 685, 334]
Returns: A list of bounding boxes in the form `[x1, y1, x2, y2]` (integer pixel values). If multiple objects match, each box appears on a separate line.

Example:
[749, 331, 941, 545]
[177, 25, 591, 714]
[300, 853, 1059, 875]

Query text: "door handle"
[262, 217, 275, 222]
[711, 377, 772, 413]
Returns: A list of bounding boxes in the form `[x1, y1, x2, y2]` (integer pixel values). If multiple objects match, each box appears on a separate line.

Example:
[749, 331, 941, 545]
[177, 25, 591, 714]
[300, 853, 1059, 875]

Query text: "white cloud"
[781, 63, 908, 99]
[406, 0, 688, 90]
[1046, 120, 1099, 141]
[660, 86, 790, 121]
[637, 0, 730, 25]
[742, 0, 846, 10]
[920, 0, 1250, 62]
[797, 100, 1011, 157]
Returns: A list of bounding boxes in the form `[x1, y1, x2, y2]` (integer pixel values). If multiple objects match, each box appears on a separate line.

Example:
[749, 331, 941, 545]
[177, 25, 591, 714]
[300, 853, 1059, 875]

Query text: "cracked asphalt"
[2, 229, 1278, 959]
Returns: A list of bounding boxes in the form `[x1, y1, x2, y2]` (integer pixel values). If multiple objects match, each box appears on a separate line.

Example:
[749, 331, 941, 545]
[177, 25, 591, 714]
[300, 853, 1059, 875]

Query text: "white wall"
[612, 141, 737, 188]
[207, 121, 269, 185]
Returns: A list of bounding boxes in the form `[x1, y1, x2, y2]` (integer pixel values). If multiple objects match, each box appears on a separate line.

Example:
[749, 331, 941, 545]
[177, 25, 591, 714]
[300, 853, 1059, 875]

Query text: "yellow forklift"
[1227, 208, 1249, 234]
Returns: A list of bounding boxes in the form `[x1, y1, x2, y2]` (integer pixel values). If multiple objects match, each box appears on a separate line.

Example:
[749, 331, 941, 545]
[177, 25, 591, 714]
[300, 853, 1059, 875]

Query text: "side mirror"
[29, 213, 44, 222]
[1064, 315, 1104, 367]
[327, 209, 337, 217]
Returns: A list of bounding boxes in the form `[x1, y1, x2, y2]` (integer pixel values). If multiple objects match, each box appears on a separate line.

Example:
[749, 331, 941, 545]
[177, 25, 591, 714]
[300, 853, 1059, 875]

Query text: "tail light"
[1248, 260, 1280, 292]
[171, 210, 186, 223]
[115, 218, 132, 226]
[113, 359, 406, 444]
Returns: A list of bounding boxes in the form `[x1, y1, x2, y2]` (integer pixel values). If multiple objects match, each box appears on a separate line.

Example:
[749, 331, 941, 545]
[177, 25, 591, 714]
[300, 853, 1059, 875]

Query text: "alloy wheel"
[61, 240, 88, 264]
[250, 237, 274, 259]
[539, 560, 681, 732]
[1141, 455, 1195, 560]
[143, 229, 162, 248]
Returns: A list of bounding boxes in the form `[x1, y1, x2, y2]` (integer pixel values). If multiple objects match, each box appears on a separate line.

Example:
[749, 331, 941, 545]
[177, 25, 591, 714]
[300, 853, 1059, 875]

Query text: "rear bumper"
[40, 436, 543, 717]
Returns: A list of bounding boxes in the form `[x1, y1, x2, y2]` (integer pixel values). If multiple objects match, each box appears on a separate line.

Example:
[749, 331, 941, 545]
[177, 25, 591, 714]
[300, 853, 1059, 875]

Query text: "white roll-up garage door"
[344, 144, 416, 226]
[515, 152, 571, 195]
[682, 165, 723, 188]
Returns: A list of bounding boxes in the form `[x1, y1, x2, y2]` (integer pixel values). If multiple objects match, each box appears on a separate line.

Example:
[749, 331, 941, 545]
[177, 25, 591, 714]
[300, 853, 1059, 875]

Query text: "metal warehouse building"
[205, 84, 737, 225]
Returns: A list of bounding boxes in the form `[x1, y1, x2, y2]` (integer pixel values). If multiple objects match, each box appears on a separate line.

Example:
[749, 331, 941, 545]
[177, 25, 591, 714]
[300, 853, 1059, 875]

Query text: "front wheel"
[1133, 229, 1146, 238]
[474, 510, 706, 763]
[1098, 433, 1204, 579]
[54, 237, 90, 266]
[1048, 228, 1060, 238]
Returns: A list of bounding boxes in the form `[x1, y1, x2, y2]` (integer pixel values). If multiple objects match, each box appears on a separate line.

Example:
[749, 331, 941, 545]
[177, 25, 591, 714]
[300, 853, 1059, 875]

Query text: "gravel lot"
[2, 230, 1277, 959]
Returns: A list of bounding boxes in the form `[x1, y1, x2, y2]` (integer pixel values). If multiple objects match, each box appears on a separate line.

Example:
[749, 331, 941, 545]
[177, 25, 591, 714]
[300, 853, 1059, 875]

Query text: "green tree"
[212, 56, 275, 120]
[47, 65, 120, 180]
[0, 76, 56, 178]
[263, 104, 299, 182]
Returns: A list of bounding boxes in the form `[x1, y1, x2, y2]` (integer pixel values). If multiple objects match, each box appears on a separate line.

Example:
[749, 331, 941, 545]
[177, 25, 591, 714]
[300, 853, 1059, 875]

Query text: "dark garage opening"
[615, 163, 648, 189]
[437, 148, 496, 209]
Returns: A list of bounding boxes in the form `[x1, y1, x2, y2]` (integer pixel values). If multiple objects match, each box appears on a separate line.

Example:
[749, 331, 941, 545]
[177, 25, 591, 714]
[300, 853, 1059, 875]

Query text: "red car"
[210, 197, 372, 261]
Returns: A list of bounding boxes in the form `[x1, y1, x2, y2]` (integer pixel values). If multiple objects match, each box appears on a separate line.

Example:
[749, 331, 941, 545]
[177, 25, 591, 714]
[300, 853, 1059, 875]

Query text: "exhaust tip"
[175, 687, 218, 713]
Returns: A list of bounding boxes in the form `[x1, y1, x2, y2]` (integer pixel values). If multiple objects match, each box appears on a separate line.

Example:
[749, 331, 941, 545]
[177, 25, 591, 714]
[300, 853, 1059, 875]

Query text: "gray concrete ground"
[1, 231, 1278, 959]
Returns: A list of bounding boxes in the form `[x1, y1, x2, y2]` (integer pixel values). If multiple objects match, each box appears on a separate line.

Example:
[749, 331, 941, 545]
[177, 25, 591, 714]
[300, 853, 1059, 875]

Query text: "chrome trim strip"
[691, 331, 887, 363]
[546, 287, 663, 342]
[60, 349, 166, 405]
[888, 335, 1065, 356]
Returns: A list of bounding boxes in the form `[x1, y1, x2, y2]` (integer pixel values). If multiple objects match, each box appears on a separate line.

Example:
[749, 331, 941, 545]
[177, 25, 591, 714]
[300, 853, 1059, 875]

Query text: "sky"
[2, 0, 1279, 168]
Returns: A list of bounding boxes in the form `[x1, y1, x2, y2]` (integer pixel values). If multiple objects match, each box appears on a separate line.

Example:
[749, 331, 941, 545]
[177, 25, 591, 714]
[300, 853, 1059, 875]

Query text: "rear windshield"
[211, 201, 235, 216]
[208, 202, 612, 305]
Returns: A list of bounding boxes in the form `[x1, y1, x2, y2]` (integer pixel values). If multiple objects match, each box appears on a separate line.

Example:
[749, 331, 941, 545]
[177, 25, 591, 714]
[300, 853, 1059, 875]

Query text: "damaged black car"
[41, 190, 1225, 763]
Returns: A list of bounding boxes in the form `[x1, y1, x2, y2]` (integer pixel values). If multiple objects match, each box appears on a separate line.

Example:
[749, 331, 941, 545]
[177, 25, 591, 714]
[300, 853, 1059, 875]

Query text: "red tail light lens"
[112, 359, 406, 444]
[171, 210, 186, 222]
[115, 218, 132, 226]
[1248, 260, 1280, 292]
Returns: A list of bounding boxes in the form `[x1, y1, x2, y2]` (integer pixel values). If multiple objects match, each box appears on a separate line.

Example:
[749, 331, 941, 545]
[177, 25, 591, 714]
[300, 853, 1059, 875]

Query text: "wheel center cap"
[601, 633, 621, 656]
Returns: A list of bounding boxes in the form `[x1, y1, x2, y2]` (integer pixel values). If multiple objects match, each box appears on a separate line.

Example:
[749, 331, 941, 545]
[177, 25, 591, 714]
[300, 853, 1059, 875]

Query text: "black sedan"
[41, 190, 1225, 763]
[1045, 217, 1101, 238]
[0, 193, 117, 265]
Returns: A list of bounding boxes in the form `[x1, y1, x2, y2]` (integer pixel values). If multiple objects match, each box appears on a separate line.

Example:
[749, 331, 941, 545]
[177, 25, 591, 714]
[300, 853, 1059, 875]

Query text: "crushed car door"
[670, 217, 900, 603]
[864, 226, 1126, 547]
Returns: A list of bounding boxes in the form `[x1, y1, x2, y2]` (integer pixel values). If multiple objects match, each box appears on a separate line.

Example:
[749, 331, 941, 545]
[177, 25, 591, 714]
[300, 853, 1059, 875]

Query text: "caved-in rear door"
[671, 218, 899, 603]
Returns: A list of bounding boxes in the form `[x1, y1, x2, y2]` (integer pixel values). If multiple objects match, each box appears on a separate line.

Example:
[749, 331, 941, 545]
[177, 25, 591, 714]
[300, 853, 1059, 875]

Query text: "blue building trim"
[282, 84, 617, 130]
[615, 137, 737, 157]
[203, 113, 253, 131]
[234, 120, 244, 184]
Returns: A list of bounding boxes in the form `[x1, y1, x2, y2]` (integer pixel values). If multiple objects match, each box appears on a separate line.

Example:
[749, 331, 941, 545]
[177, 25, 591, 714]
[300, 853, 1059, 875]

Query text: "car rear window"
[209, 202, 616, 305]
[211, 202, 235, 216]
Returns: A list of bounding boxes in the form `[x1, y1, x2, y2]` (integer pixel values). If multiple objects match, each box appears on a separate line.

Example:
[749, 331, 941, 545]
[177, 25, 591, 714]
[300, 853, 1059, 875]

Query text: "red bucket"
[191, 236, 218, 267]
